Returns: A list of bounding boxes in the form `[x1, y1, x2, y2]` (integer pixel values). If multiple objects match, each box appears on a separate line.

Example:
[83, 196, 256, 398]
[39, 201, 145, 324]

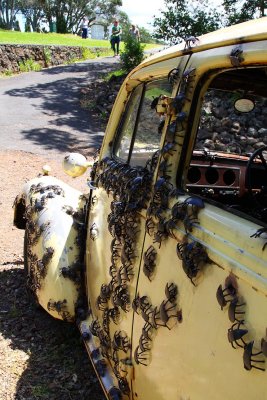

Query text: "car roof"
[139, 17, 267, 69]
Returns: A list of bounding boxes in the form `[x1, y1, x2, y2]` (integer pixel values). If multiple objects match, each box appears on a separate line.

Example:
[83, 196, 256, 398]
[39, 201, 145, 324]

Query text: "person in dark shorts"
[110, 20, 122, 56]
[81, 17, 88, 39]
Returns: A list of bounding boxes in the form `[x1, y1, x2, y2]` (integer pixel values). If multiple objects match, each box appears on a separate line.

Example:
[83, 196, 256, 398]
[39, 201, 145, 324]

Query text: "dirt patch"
[0, 149, 105, 400]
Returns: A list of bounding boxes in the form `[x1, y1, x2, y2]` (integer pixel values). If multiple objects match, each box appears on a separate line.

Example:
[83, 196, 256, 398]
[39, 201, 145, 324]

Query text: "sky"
[120, 0, 166, 31]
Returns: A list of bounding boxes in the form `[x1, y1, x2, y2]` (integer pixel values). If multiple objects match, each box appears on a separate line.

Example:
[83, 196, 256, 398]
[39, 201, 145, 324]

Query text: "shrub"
[120, 34, 145, 73]
[19, 58, 41, 72]
[43, 46, 52, 66]
[0, 70, 13, 77]
[82, 48, 95, 60]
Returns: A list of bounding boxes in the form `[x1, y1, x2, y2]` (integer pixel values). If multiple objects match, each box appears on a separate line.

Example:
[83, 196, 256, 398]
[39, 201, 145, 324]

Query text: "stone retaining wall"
[0, 44, 108, 73]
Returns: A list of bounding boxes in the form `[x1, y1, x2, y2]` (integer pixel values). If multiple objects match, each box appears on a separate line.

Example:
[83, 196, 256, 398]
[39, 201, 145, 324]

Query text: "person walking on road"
[110, 20, 122, 56]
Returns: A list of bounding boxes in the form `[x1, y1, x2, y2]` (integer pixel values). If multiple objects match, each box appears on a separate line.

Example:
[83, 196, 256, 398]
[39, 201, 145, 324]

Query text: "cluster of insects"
[28, 221, 51, 247]
[26, 248, 40, 293]
[171, 196, 204, 233]
[47, 298, 73, 322]
[23, 185, 66, 232]
[63, 204, 86, 224]
[23, 177, 89, 330]
[60, 260, 83, 284]
[133, 283, 182, 366]
[25, 244, 55, 295]
[146, 67, 202, 254]
[180, 67, 196, 99]
[61, 201, 87, 288]
[85, 69, 200, 385]
[87, 157, 156, 391]
[176, 239, 209, 285]
[95, 157, 153, 209]
[29, 183, 65, 197]
[147, 180, 178, 249]
[216, 276, 266, 371]
[36, 246, 54, 278]
[88, 312, 132, 394]
[143, 246, 157, 281]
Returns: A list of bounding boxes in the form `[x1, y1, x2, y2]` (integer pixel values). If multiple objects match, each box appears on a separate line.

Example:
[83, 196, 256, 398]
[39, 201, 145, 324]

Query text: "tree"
[42, 0, 122, 34]
[139, 27, 155, 44]
[16, 0, 46, 32]
[152, 0, 222, 45]
[223, 0, 267, 25]
[10, 0, 122, 33]
[0, 0, 20, 29]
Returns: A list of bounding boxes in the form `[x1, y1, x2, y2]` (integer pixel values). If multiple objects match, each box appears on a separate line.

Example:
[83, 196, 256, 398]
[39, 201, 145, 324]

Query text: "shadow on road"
[4, 61, 117, 156]
[0, 265, 105, 400]
[21, 127, 104, 156]
[39, 61, 114, 75]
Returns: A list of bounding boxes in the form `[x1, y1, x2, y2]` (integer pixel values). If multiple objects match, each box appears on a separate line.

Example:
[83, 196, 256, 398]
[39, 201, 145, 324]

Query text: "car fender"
[14, 175, 88, 321]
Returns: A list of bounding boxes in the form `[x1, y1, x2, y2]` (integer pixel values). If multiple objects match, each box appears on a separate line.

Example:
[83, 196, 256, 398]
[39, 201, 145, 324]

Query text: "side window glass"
[186, 67, 267, 224]
[130, 80, 173, 167]
[114, 84, 143, 162]
[114, 79, 173, 166]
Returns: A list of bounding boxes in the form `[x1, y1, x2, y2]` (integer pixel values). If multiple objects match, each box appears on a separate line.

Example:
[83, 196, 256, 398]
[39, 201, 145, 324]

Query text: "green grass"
[0, 30, 110, 47]
[104, 68, 126, 81]
[0, 29, 160, 51]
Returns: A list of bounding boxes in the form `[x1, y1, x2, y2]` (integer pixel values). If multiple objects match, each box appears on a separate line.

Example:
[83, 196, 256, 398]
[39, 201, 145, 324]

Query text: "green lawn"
[0, 30, 159, 51]
[0, 30, 110, 47]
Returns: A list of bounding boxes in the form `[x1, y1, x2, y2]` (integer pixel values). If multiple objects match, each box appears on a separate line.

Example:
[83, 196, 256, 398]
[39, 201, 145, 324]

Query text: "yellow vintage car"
[14, 17, 267, 400]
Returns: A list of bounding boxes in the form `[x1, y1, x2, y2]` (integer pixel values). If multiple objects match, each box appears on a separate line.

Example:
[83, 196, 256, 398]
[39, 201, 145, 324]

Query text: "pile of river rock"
[195, 90, 267, 155]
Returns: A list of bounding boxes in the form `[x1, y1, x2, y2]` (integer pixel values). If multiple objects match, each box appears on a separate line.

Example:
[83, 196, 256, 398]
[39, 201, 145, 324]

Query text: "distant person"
[129, 24, 140, 41]
[110, 20, 122, 56]
[81, 17, 89, 39]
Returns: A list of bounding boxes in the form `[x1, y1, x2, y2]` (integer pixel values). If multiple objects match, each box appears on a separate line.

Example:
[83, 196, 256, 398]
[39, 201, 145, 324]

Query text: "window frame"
[112, 77, 173, 166]
[176, 66, 267, 227]
[112, 82, 146, 165]
[176, 68, 221, 188]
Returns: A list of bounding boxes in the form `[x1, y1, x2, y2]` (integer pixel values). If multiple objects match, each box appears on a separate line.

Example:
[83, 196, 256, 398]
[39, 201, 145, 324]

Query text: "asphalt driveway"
[0, 57, 119, 158]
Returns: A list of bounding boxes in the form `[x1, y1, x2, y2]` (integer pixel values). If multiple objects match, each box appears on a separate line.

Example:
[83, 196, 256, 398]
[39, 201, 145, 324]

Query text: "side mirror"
[62, 153, 92, 177]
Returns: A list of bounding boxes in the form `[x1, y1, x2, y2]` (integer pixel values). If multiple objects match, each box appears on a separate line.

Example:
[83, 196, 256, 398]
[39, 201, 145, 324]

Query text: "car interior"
[187, 67, 267, 224]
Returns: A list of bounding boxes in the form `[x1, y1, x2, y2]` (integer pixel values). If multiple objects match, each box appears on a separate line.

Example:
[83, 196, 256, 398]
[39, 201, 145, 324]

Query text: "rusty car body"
[14, 17, 267, 400]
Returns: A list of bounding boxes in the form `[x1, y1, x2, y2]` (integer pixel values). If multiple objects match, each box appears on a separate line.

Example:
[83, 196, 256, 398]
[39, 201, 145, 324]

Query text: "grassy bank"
[0, 30, 160, 51]
[0, 30, 109, 47]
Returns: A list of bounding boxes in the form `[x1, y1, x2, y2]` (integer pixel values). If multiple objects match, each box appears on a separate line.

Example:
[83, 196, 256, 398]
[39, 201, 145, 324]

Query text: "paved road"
[0, 57, 119, 158]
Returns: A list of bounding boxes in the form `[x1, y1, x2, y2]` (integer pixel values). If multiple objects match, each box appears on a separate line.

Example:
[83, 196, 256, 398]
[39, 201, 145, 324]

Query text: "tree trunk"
[259, 0, 266, 16]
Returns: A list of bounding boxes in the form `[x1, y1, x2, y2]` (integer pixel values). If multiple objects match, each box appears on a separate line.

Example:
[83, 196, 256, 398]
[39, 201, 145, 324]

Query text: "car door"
[82, 54, 190, 399]
[131, 41, 267, 400]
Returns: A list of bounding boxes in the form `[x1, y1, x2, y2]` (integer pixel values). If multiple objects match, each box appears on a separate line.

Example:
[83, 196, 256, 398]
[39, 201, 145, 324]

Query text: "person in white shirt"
[129, 24, 140, 41]
[81, 18, 89, 39]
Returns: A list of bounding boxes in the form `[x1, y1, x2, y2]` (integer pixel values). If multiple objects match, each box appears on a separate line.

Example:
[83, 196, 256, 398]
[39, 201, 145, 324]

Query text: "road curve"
[0, 57, 119, 159]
